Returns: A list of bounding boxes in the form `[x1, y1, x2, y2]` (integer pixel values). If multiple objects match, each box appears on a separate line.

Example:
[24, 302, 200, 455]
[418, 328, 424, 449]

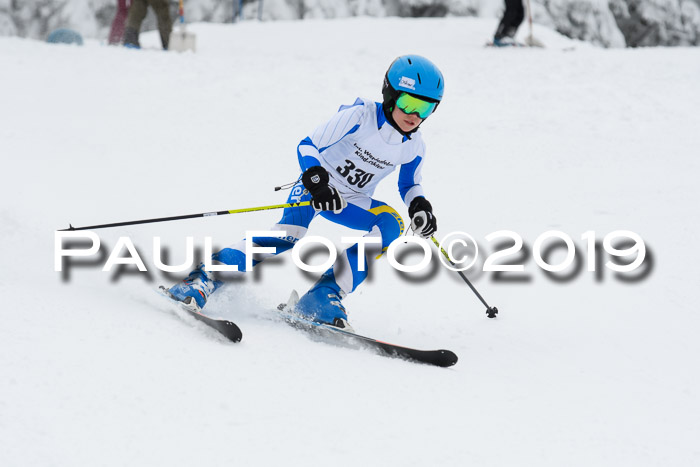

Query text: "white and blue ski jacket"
[296, 98, 427, 207]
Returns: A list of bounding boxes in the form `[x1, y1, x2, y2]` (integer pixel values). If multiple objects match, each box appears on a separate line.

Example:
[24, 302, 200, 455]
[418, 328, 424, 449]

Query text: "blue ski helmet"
[46, 28, 84, 46]
[383, 55, 444, 112]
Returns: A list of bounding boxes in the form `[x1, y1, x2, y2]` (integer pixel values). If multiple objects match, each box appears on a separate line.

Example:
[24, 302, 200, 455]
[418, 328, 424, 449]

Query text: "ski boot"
[295, 272, 354, 332]
[164, 263, 223, 311]
[492, 36, 526, 47]
[122, 26, 141, 49]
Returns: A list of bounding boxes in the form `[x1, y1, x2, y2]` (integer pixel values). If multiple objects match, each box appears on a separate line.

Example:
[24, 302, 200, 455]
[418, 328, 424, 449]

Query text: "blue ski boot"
[294, 272, 354, 332]
[165, 263, 223, 311]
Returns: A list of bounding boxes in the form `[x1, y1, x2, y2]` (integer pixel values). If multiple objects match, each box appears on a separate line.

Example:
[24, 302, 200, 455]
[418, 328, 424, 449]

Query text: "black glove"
[409, 197, 437, 238]
[301, 166, 347, 214]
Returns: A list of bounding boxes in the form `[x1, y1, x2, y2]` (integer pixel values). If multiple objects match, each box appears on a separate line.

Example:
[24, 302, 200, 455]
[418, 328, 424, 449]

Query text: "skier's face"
[392, 106, 423, 132]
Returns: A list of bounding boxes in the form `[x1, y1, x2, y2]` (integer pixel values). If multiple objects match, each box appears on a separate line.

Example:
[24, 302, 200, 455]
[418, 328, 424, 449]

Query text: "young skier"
[164, 54, 444, 332]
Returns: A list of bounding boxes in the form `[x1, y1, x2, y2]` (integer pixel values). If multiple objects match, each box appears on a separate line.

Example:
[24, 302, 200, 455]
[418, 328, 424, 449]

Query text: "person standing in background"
[108, 0, 131, 45]
[123, 0, 172, 50]
[493, 0, 524, 46]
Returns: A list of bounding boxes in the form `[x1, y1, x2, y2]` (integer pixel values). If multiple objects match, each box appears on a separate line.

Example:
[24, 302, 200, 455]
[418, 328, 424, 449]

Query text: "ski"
[277, 293, 457, 368]
[484, 40, 528, 48]
[158, 286, 243, 343]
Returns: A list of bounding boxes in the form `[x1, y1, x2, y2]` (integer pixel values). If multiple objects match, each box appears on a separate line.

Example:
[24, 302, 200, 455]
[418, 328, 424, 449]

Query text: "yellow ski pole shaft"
[59, 201, 311, 231]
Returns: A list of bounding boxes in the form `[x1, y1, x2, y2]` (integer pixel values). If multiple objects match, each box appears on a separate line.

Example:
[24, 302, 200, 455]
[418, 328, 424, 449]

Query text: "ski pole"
[524, 0, 544, 47]
[525, 0, 534, 44]
[59, 201, 311, 232]
[430, 236, 499, 318]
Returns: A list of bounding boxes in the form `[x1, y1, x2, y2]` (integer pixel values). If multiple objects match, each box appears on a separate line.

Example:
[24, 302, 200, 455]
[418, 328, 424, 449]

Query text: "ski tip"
[158, 285, 174, 299]
[289, 290, 299, 304]
[223, 322, 243, 343]
[436, 350, 459, 367]
[278, 290, 299, 312]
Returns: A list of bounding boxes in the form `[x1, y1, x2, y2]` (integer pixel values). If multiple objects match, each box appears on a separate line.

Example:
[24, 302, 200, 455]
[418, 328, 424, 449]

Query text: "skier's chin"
[400, 120, 419, 132]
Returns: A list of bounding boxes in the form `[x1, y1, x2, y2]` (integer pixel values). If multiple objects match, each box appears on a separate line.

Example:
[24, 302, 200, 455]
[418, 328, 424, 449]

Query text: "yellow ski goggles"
[395, 92, 438, 119]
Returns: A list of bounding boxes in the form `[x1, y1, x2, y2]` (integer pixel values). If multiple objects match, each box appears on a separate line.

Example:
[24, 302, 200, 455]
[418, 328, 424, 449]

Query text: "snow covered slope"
[1, 17, 699, 467]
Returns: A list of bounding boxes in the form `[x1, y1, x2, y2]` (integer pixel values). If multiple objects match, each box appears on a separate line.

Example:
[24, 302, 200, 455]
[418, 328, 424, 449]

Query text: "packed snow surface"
[1, 17, 699, 467]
